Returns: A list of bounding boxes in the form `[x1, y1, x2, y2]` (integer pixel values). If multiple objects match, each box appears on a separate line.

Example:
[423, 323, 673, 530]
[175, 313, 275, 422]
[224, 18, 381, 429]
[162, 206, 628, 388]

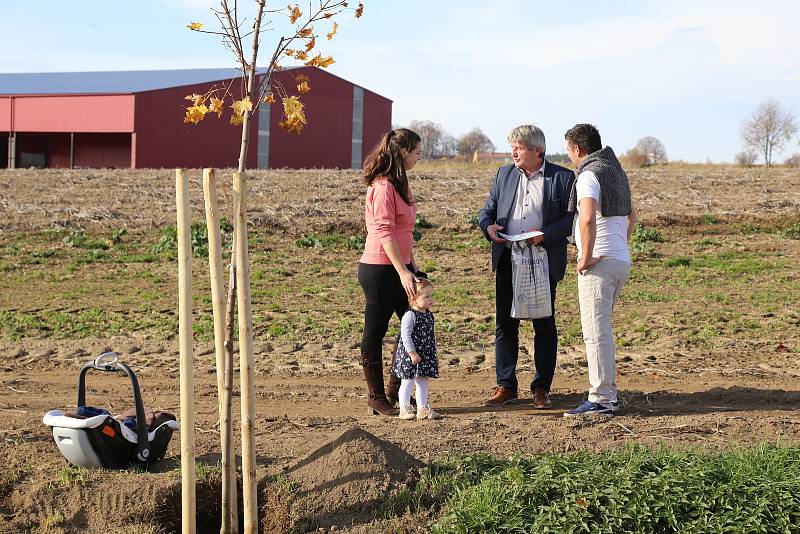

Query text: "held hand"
[487, 224, 507, 244]
[400, 269, 419, 299]
[410, 352, 422, 365]
[526, 228, 544, 246]
[577, 256, 603, 275]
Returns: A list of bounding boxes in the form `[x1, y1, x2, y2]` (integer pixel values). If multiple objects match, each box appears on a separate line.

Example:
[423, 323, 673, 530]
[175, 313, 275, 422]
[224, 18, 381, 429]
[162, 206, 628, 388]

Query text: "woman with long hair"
[358, 128, 423, 416]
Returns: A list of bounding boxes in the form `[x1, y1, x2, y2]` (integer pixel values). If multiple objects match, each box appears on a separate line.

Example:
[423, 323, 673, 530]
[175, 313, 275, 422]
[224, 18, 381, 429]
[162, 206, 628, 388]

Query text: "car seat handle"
[95, 352, 119, 370]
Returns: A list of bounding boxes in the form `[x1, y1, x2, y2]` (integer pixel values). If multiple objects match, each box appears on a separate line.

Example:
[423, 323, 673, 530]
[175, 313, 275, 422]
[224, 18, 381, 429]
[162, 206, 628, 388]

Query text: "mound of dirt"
[267, 426, 425, 532]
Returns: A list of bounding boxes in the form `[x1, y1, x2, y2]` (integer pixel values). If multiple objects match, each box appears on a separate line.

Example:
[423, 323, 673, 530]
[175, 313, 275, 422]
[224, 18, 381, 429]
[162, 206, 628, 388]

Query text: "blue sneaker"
[563, 400, 614, 417]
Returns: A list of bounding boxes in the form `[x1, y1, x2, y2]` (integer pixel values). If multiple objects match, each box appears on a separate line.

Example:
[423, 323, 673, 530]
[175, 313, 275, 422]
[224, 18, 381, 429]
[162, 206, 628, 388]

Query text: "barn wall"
[11, 132, 131, 168]
[362, 88, 392, 164]
[9, 95, 134, 132]
[133, 81, 258, 169]
[267, 67, 353, 169]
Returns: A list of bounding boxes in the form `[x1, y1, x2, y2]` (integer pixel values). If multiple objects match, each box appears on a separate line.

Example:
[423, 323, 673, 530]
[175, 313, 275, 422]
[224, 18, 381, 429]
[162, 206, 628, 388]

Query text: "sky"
[2, 0, 800, 163]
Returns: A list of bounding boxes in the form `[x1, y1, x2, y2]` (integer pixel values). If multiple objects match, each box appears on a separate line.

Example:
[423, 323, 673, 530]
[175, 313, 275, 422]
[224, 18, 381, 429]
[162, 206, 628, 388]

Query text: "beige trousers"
[577, 258, 630, 405]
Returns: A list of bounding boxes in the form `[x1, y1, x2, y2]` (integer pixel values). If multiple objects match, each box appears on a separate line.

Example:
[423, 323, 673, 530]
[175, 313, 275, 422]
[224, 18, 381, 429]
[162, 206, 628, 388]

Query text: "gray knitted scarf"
[568, 146, 632, 217]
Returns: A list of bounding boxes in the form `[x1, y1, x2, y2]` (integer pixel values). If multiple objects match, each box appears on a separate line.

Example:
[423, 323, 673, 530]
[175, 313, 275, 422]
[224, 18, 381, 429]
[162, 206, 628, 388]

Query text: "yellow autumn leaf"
[184, 104, 208, 124]
[304, 53, 334, 68]
[298, 27, 313, 38]
[282, 96, 306, 133]
[185, 93, 205, 106]
[296, 74, 309, 83]
[231, 97, 253, 117]
[288, 4, 302, 24]
[187, 22, 204, 31]
[327, 22, 338, 40]
[305, 36, 316, 52]
[230, 114, 244, 126]
[209, 97, 224, 117]
[355, 2, 364, 18]
[297, 81, 311, 94]
[284, 49, 296, 57]
[295, 50, 308, 61]
[263, 93, 276, 104]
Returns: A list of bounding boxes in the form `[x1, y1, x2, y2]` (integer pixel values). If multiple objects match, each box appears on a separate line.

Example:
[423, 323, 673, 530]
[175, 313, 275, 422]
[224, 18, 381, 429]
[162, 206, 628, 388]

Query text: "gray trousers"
[577, 258, 630, 404]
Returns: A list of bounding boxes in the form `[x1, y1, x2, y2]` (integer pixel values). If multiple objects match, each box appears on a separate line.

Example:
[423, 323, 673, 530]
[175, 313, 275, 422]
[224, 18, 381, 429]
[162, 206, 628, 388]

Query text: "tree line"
[401, 98, 799, 167]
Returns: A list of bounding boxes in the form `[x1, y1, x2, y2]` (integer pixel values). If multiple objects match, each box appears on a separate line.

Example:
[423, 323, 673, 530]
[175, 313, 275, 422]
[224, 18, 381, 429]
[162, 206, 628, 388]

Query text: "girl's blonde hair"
[410, 278, 433, 309]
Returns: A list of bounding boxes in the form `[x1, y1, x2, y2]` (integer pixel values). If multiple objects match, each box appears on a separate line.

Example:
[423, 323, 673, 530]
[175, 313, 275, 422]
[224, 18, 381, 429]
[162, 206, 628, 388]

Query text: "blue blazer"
[478, 161, 576, 280]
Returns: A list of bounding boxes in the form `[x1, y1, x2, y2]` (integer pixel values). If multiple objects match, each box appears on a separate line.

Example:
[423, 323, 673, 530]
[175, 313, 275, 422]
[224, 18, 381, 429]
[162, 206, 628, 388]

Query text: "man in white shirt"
[563, 124, 636, 416]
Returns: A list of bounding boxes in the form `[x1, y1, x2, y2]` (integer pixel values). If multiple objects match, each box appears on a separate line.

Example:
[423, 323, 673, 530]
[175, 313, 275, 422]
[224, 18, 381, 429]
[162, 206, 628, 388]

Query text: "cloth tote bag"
[510, 241, 552, 319]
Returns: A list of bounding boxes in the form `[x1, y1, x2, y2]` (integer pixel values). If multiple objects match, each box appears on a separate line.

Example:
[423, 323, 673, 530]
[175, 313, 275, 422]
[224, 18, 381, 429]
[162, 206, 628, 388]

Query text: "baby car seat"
[43, 352, 179, 470]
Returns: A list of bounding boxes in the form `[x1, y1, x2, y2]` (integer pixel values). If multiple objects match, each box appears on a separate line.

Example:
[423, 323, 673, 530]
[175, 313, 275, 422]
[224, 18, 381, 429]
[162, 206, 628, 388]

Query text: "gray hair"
[507, 124, 546, 155]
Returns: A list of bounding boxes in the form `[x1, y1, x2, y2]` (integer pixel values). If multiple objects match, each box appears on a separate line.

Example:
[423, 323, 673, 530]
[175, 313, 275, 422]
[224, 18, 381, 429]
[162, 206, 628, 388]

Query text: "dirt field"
[1, 163, 799, 532]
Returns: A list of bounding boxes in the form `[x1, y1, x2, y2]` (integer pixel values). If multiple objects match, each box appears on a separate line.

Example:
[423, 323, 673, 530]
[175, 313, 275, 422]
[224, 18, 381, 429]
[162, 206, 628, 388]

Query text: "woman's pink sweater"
[360, 177, 416, 265]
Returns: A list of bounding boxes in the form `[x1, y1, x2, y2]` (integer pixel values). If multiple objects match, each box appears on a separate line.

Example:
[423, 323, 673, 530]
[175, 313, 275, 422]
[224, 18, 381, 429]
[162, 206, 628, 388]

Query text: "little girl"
[392, 278, 442, 420]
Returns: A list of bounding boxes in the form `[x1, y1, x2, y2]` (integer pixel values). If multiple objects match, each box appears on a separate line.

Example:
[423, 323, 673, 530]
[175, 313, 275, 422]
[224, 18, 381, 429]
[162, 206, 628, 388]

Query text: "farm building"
[0, 67, 391, 170]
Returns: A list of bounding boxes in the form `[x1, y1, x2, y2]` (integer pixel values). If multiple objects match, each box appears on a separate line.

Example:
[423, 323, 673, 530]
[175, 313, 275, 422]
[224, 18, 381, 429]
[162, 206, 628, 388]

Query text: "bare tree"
[634, 136, 668, 165]
[741, 99, 798, 166]
[440, 134, 458, 157]
[457, 127, 495, 159]
[734, 150, 758, 166]
[785, 153, 800, 167]
[408, 120, 444, 158]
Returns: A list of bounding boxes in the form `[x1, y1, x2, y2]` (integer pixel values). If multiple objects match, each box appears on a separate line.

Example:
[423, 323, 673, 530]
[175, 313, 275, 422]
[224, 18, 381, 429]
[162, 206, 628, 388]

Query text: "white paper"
[498, 230, 544, 242]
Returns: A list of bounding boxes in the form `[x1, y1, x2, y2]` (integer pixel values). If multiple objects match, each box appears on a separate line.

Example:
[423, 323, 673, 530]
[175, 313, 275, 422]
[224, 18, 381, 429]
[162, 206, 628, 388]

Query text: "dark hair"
[362, 128, 421, 205]
[565, 124, 602, 155]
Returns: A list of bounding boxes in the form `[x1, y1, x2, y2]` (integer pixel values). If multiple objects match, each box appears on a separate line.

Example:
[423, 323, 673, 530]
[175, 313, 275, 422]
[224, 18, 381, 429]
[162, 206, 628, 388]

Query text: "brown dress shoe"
[532, 388, 552, 409]
[483, 386, 518, 406]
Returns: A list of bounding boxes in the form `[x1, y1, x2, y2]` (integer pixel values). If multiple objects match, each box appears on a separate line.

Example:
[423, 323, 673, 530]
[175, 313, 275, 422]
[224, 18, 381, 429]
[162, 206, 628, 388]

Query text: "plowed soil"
[0, 163, 799, 533]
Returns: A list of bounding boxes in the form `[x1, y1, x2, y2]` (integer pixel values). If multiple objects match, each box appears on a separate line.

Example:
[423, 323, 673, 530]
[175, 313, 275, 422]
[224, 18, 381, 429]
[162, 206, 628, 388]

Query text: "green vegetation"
[295, 232, 364, 250]
[390, 445, 800, 533]
[416, 213, 435, 229]
[151, 219, 233, 258]
[63, 230, 109, 250]
[783, 223, 800, 240]
[632, 223, 664, 243]
[42, 511, 65, 529]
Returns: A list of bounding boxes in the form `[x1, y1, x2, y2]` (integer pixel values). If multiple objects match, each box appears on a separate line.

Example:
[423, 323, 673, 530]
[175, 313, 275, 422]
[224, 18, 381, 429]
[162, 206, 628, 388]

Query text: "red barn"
[0, 67, 391, 170]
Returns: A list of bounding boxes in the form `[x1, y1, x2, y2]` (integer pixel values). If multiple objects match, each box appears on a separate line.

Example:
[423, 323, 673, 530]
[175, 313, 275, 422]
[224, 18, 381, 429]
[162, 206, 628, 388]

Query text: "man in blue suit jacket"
[478, 125, 576, 408]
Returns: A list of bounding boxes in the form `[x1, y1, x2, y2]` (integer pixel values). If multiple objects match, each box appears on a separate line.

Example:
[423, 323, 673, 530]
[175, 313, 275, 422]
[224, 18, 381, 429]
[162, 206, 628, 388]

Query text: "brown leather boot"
[385, 340, 415, 408]
[385, 340, 401, 407]
[360, 351, 399, 416]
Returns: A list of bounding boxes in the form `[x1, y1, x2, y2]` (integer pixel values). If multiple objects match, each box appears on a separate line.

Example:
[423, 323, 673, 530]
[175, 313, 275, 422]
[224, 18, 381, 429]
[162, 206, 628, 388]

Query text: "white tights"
[399, 377, 429, 408]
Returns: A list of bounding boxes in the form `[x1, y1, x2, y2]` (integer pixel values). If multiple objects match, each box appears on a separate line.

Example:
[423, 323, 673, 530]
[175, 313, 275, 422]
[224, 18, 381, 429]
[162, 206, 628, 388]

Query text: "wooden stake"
[176, 168, 196, 534]
[202, 168, 238, 533]
[234, 171, 257, 533]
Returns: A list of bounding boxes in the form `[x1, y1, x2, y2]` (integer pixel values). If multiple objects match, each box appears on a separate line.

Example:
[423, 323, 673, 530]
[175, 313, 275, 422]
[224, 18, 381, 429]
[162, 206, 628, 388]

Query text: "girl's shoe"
[399, 405, 416, 420]
[416, 405, 442, 420]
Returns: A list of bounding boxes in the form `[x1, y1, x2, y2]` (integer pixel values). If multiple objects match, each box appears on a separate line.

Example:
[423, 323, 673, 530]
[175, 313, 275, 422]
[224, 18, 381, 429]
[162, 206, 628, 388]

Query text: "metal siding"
[133, 81, 258, 169]
[0, 67, 279, 95]
[0, 97, 10, 131]
[268, 67, 352, 169]
[361, 89, 393, 163]
[12, 95, 134, 132]
[257, 104, 270, 169]
[351, 86, 364, 169]
[74, 133, 131, 168]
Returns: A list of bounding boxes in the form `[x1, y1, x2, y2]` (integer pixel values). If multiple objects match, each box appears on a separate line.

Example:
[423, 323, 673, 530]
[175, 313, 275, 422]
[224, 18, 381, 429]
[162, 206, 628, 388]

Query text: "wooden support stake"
[176, 168, 196, 534]
[202, 168, 238, 533]
[234, 171, 257, 533]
